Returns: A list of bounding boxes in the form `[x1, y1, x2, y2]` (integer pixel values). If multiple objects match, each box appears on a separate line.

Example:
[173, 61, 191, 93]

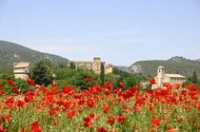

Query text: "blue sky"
[0, 0, 200, 66]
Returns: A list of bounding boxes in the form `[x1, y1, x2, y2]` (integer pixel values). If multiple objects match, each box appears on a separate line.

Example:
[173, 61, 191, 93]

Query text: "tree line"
[0, 59, 141, 93]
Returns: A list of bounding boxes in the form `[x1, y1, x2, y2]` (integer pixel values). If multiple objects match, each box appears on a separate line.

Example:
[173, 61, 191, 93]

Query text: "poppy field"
[0, 79, 200, 132]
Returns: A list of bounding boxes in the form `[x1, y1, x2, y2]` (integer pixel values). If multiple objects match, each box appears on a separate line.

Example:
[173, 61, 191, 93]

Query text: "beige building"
[72, 57, 113, 74]
[13, 62, 30, 80]
[152, 66, 186, 89]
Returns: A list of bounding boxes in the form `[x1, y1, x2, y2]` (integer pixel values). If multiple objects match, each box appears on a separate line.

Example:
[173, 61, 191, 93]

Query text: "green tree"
[55, 67, 100, 89]
[124, 75, 139, 89]
[55, 67, 78, 89]
[69, 62, 76, 69]
[58, 63, 66, 68]
[191, 70, 198, 83]
[104, 73, 121, 88]
[100, 62, 105, 86]
[0, 73, 14, 80]
[31, 59, 53, 86]
[15, 78, 30, 93]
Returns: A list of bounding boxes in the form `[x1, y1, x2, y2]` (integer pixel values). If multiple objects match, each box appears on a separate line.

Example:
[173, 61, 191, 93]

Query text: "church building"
[152, 66, 186, 89]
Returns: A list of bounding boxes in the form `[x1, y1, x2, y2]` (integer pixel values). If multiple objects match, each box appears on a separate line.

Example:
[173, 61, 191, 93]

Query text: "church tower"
[157, 66, 165, 87]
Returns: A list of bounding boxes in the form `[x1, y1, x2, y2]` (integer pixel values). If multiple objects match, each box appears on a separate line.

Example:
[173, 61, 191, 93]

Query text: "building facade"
[13, 62, 30, 80]
[152, 66, 186, 89]
[72, 57, 113, 74]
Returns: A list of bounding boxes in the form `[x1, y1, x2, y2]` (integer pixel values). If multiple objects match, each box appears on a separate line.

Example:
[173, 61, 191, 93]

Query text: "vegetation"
[31, 59, 54, 86]
[0, 79, 199, 131]
[0, 43, 200, 131]
[100, 63, 105, 86]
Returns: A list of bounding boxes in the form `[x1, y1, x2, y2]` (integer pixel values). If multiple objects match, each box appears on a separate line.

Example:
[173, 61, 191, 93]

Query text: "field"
[0, 79, 200, 132]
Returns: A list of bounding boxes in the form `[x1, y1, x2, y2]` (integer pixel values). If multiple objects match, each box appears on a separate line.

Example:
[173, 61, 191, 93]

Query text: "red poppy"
[83, 114, 98, 128]
[49, 109, 57, 116]
[86, 77, 93, 82]
[4, 96, 15, 107]
[88, 85, 102, 94]
[88, 113, 98, 120]
[117, 115, 126, 122]
[17, 100, 25, 107]
[194, 101, 200, 111]
[4, 114, 12, 121]
[134, 99, 143, 111]
[151, 118, 160, 127]
[174, 83, 180, 89]
[66, 110, 76, 118]
[7, 80, 14, 86]
[27, 78, 35, 86]
[24, 95, 34, 103]
[0, 125, 6, 132]
[0, 82, 4, 88]
[0, 90, 5, 95]
[51, 81, 57, 88]
[102, 104, 110, 114]
[185, 84, 196, 91]
[87, 99, 95, 108]
[167, 126, 176, 132]
[119, 82, 124, 88]
[97, 127, 108, 132]
[107, 117, 115, 125]
[12, 87, 21, 94]
[62, 86, 74, 95]
[62, 100, 74, 109]
[149, 78, 156, 85]
[104, 82, 113, 89]
[31, 121, 42, 132]
[83, 117, 93, 128]
[52, 120, 58, 126]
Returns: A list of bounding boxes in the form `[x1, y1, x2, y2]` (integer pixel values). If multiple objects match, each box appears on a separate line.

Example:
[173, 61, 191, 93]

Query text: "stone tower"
[92, 57, 101, 74]
[157, 66, 165, 87]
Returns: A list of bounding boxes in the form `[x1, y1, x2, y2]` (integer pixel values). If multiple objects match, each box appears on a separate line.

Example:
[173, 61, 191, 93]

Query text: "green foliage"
[113, 67, 130, 79]
[14, 78, 30, 93]
[69, 62, 76, 69]
[31, 59, 54, 86]
[0, 72, 14, 80]
[55, 67, 100, 89]
[100, 63, 105, 86]
[191, 70, 198, 83]
[124, 76, 139, 89]
[0, 78, 29, 94]
[112, 67, 140, 89]
[55, 67, 79, 89]
[104, 73, 121, 88]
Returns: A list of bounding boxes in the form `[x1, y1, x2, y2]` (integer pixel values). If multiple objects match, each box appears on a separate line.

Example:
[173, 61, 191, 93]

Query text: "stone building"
[13, 62, 30, 80]
[72, 57, 113, 74]
[152, 66, 186, 89]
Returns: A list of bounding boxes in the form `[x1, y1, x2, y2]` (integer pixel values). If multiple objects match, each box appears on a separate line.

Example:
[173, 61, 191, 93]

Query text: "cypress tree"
[192, 70, 198, 83]
[100, 62, 105, 86]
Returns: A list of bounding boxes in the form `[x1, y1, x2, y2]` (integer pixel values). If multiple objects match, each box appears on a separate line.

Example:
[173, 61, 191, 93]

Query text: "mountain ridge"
[0, 40, 69, 71]
[129, 56, 200, 78]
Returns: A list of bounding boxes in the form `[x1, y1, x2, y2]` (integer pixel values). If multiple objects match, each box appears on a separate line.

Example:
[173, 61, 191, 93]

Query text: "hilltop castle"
[72, 57, 113, 74]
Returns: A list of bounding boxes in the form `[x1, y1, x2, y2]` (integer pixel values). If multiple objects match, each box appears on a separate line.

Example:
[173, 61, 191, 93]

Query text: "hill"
[0, 40, 69, 71]
[129, 56, 200, 78]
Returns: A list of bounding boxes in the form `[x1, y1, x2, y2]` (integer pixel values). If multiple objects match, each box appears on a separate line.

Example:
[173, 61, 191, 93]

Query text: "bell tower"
[157, 66, 165, 87]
